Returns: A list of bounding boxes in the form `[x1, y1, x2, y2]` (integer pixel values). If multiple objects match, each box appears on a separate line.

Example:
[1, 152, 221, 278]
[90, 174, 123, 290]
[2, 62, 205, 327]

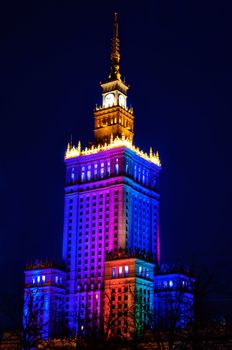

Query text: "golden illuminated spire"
[108, 12, 121, 81]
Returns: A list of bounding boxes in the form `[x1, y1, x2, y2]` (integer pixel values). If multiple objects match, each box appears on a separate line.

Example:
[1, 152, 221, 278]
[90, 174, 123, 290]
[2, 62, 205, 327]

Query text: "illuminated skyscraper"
[23, 13, 194, 340]
[62, 13, 161, 336]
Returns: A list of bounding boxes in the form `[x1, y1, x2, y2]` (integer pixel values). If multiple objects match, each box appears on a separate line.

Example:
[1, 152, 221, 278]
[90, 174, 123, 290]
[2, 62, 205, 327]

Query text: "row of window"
[69, 159, 119, 183]
[32, 275, 62, 284]
[68, 158, 158, 189]
[112, 266, 129, 278]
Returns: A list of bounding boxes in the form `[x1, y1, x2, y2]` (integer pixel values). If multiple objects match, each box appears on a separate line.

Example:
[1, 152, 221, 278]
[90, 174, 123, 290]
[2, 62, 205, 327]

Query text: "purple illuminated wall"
[62, 146, 160, 333]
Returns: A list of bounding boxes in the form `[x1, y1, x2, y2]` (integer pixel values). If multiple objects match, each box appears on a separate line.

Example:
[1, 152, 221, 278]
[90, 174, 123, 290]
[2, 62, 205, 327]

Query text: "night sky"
[0, 1, 232, 327]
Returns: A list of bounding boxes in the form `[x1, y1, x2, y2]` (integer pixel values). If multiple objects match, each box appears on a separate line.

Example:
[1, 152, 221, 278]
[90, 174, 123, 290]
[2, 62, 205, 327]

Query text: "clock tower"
[94, 13, 134, 144]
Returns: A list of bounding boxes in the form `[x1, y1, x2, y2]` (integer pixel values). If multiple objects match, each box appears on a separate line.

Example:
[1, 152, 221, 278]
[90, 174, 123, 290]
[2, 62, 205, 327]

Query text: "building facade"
[23, 14, 194, 340]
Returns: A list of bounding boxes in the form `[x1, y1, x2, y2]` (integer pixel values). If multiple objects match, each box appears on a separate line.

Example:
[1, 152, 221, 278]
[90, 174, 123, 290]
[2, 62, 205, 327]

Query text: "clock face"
[119, 94, 126, 107]
[105, 93, 114, 107]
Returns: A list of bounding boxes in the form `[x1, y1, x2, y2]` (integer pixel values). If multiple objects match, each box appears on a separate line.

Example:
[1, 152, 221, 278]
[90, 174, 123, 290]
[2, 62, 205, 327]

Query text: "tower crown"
[94, 13, 134, 144]
[65, 13, 160, 167]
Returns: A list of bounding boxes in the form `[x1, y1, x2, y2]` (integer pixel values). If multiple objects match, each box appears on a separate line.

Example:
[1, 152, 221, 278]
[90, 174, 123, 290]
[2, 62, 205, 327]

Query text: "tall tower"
[63, 13, 161, 336]
[23, 14, 194, 342]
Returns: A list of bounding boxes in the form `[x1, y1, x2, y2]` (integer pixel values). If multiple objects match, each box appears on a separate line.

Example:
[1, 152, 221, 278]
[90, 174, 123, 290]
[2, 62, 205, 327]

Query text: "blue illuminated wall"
[24, 265, 66, 339]
[154, 268, 194, 329]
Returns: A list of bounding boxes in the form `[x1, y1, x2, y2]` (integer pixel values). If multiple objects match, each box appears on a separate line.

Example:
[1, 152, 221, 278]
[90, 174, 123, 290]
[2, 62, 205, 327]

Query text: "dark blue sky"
[0, 1, 232, 324]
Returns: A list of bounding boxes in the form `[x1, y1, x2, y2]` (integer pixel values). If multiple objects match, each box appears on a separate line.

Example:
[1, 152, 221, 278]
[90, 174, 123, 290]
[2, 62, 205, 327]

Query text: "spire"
[108, 13, 121, 81]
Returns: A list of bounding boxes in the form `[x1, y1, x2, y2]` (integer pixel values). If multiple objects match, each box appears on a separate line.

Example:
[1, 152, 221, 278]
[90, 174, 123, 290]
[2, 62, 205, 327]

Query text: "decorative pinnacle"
[108, 12, 121, 81]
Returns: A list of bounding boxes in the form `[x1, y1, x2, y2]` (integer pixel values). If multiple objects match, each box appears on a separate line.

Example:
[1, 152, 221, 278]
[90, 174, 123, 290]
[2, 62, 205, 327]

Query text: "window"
[37, 276, 40, 283]
[124, 266, 129, 276]
[112, 267, 116, 278]
[125, 162, 128, 173]
[81, 167, 85, 182]
[55, 276, 59, 284]
[115, 158, 119, 174]
[100, 163, 104, 178]
[107, 161, 110, 176]
[42, 275, 46, 283]
[139, 266, 142, 275]
[142, 169, 145, 184]
[87, 170, 91, 181]
[119, 266, 123, 277]
[71, 168, 75, 181]
[134, 164, 137, 179]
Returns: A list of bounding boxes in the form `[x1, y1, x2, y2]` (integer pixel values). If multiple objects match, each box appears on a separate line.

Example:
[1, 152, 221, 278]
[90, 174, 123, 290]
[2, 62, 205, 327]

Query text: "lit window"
[81, 167, 85, 182]
[124, 266, 129, 276]
[119, 266, 123, 277]
[37, 276, 40, 283]
[138, 266, 142, 275]
[112, 267, 116, 278]
[142, 170, 145, 184]
[32, 278, 35, 284]
[115, 159, 119, 175]
[169, 280, 173, 287]
[138, 167, 141, 182]
[94, 166, 98, 179]
[55, 276, 59, 284]
[96, 294, 98, 299]
[125, 163, 129, 173]
[107, 161, 110, 176]
[100, 168, 104, 178]
[87, 170, 91, 181]
[71, 168, 75, 181]
[42, 275, 46, 283]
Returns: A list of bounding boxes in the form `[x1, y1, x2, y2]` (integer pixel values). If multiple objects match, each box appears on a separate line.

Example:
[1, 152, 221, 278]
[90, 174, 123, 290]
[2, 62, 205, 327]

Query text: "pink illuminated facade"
[63, 143, 160, 334]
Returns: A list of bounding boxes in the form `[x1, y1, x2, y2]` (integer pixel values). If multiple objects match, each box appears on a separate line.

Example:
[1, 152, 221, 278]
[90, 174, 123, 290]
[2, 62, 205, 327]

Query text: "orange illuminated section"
[104, 256, 154, 338]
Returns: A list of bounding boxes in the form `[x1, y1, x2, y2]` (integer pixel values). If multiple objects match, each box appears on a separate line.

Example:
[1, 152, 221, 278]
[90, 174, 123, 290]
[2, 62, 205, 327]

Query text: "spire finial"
[108, 12, 121, 81]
